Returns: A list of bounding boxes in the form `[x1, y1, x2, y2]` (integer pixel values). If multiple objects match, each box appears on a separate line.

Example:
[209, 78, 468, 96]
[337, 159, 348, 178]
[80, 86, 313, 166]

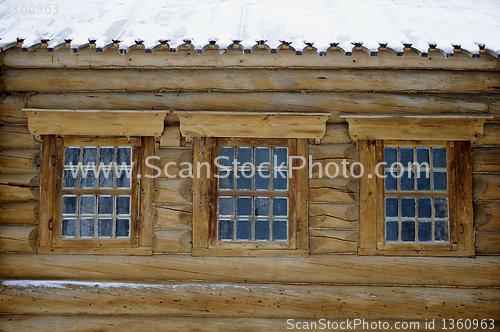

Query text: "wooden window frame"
[38, 135, 155, 255]
[358, 140, 474, 257]
[192, 137, 309, 257]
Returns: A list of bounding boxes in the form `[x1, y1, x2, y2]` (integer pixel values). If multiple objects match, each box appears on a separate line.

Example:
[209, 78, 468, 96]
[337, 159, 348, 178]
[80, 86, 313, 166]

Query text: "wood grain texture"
[154, 204, 192, 230]
[0, 149, 40, 174]
[309, 229, 357, 254]
[472, 148, 500, 172]
[319, 124, 351, 144]
[358, 140, 377, 251]
[476, 229, 500, 255]
[160, 126, 181, 147]
[0, 125, 39, 148]
[473, 174, 500, 201]
[474, 201, 500, 229]
[309, 178, 357, 204]
[0, 174, 39, 201]
[0, 225, 38, 252]
[0, 201, 39, 224]
[473, 123, 500, 146]
[309, 203, 358, 229]
[154, 178, 193, 204]
[3, 69, 500, 93]
[1, 281, 499, 319]
[139, 137, 155, 248]
[156, 148, 193, 178]
[153, 229, 192, 253]
[0, 94, 28, 124]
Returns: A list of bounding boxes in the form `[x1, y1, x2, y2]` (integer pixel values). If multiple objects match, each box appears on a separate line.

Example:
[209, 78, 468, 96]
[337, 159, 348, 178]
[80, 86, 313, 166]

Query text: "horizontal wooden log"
[2, 254, 498, 287]
[309, 158, 357, 179]
[1, 281, 498, 319]
[0, 201, 39, 224]
[0, 225, 38, 252]
[4, 46, 500, 70]
[317, 124, 351, 144]
[309, 178, 357, 203]
[474, 201, 500, 229]
[160, 125, 181, 147]
[0, 94, 28, 124]
[472, 148, 500, 173]
[309, 229, 357, 254]
[0, 149, 40, 174]
[0, 174, 39, 201]
[309, 203, 358, 229]
[0, 125, 39, 148]
[309, 143, 357, 160]
[154, 204, 192, 230]
[25, 92, 500, 122]
[473, 174, 500, 201]
[153, 230, 192, 253]
[154, 178, 193, 204]
[156, 148, 193, 178]
[473, 123, 500, 146]
[3, 69, 500, 93]
[476, 229, 500, 255]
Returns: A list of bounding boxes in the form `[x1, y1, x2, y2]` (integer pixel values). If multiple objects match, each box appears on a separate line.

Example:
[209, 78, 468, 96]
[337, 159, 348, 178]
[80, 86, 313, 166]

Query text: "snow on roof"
[0, 0, 499, 57]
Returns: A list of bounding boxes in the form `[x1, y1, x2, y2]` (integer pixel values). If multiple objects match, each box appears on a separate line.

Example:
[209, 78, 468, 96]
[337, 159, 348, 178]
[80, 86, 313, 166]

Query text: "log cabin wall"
[0, 45, 499, 331]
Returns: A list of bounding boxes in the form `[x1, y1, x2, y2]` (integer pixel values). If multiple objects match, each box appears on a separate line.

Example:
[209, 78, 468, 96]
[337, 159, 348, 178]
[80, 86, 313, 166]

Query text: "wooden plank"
[139, 137, 155, 248]
[156, 147, 193, 178]
[309, 158, 356, 178]
[1, 281, 499, 318]
[346, 117, 488, 141]
[473, 174, 500, 201]
[296, 138, 309, 251]
[25, 109, 167, 136]
[178, 113, 329, 140]
[0, 125, 39, 148]
[0, 202, 38, 224]
[38, 135, 56, 250]
[472, 147, 500, 172]
[474, 201, 500, 229]
[154, 204, 192, 230]
[25, 92, 500, 123]
[0, 94, 27, 124]
[309, 178, 357, 204]
[318, 124, 351, 144]
[309, 143, 357, 160]
[454, 142, 474, 253]
[0, 149, 40, 174]
[154, 178, 193, 204]
[192, 137, 211, 249]
[358, 140, 377, 251]
[476, 229, 500, 255]
[160, 125, 181, 147]
[153, 229, 192, 253]
[309, 203, 358, 229]
[309, 229, 357, 254]
[1, 254, 499, 286]
[0, 174, 39, 201]
[473, 123, 500, 146]
[4, 69, 500, 93]
[0, 225, 38, 252]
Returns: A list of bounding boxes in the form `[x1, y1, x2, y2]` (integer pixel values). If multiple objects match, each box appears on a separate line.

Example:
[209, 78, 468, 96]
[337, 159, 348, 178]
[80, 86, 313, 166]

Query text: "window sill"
[358, 248, 474, 257]
[37, 246, 153, 255]
[192, 248, 310, 257]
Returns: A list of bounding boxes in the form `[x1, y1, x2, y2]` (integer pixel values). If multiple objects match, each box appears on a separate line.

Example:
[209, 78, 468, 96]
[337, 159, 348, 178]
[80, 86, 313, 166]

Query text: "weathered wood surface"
[156, 148, 193, 178]
[309, 178, 357, 204]
[1, 254, 498, 286]
[23, 92, 500, 122]
[4, 46, 500, 70]
[473, 174, 500, 201]
[160, 125, 181, 147]
[0, 225, 38, 252]
[0, 125, 39, 148]
[473, 123, 500, 146]
[154, 204, 192, 230]
[0, 94, 27, 124]
[309, 143, 357, 160]
[309, 203, 358, 229]
[1, 281, 499, 318]
[309, 229, 357, 254]
[476, 229, 500, 255]
[472, 148, 500, 173]
[0, 202, 38, 224]
[3, 69, 500, 93]
[474, 201, 500, 229]
[153, 230, 192, 253]
[0, 174, 39, 201]
[0, 149, 40, 174]
[319, 124, 351, 144]
[154, 178, 193, 204]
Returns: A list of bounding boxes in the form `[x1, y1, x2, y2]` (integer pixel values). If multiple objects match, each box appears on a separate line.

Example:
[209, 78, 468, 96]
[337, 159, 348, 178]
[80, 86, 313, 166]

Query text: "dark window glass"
[115, 218, 130, 238]
[236, 219, 252, 241]
[79, 217, 95, 238]
[418, 221, 432, 242]
[401, 220, 416, 242]
[401, 197, 416, 218]
[254, 219, 270, 241]
[62, 218, 77, 237]
[272, 220, 288, 241]
[385, 221, 399, 242]
[97, 218, 113, 238]
[255, 197, 271, 217]
[385, 197, 399, 218]
[384, 147, 397, 167]
[218, 219, 234, 241]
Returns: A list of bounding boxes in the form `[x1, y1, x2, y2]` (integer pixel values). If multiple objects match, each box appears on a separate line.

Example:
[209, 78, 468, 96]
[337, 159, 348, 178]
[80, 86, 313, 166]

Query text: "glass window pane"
[218, 196, 234, 217]
[218, 170, 234, 190]
[401, 197, 416, 218]
[417, 198, 432, 219]
[79, 217, 95, 238]
[254, 219, 270, 241]
[417, 171, 431, 191]
[237, 147, 252, 165]
[400, 147, 414, 166]
[116, 170, 132, 189]
[99, 147, 115, 166]
[272, 219, 288, 241]
[218, 219, 234, 241]
[385, 220, 399, 242]
[236, 219, 252, 241]
[401, 220, 416, 242]
[432, 148, 447, 168]
[236, 197, 252, 217]
[273, 147, 288, 167]
[384, 171, 398, 191]
[97, 218, 113, 238]
[116, 195, 131, 215]
[218, 147, 234, 167]
[416, 147, 430, 166]
[80, 170, 96, 189]
[82, 147, 97, 166]
[255, 147, 271, 167]
[435, 220, 449, 242]
[80, 195, 96, 215]
[273, 171, 288, 191]
[400, 170, 415, 191]
[236, 169, 252, 190]
[433, 171, 448, 191]
[255, 197, 271, 217]
[434, 198, 449, 219]
[272, 197, 288, 217]
[98, 168, 114, 189]
[418, 221, 432, 242]
[115, 218, 130, 238]
[384, 147, 397, 167]
[117, 147, 132, 166]
[62, 218, 77, 238]
[62, 195, 78, 215]
[255, 169, 271, 191]
[63, 169, 79, 189]
[64, 147, 80, 166]
[385, 197, 399, 218]
[97, 195, 114, 215]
